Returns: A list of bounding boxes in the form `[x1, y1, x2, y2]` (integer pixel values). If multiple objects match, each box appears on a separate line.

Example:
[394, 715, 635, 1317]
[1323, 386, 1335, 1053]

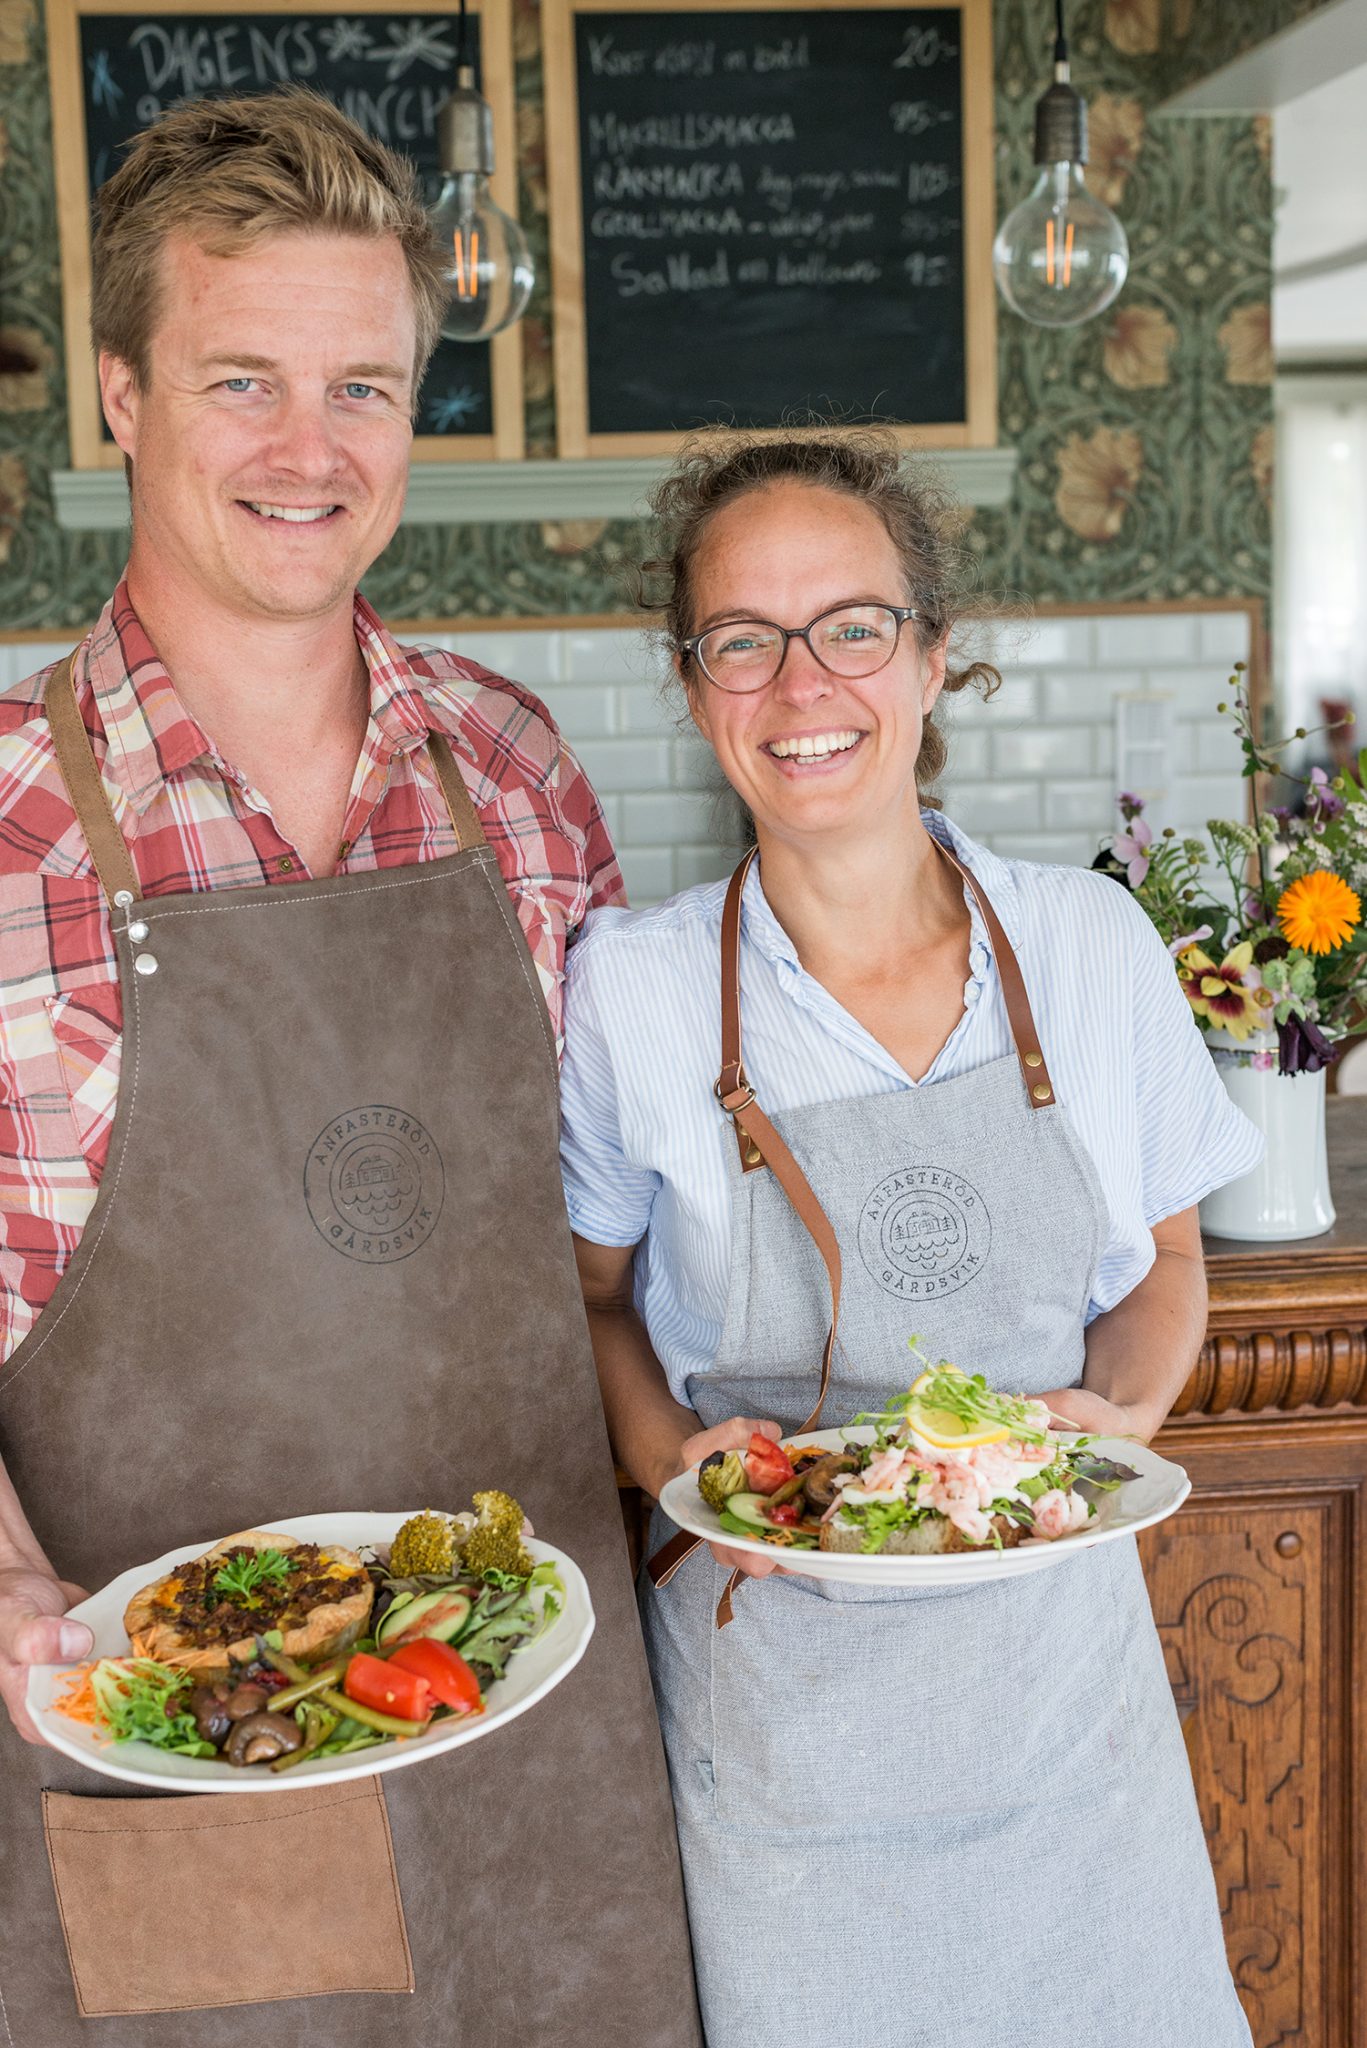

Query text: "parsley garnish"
[212, 1548, 296, 1608]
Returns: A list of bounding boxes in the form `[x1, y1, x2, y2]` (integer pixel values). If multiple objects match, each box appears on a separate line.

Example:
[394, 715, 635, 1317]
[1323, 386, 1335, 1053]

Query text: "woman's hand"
[677, 1416, 790, 1579]
[1037, 1385, 1152, 1443]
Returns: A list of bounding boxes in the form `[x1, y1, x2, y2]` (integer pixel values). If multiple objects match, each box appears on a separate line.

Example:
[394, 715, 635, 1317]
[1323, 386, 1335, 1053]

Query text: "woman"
[561, 429, 1260, 2044]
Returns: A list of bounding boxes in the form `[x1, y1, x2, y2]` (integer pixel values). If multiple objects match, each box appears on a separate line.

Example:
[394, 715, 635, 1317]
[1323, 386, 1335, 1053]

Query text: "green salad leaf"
[89, 1659, 217, 1757]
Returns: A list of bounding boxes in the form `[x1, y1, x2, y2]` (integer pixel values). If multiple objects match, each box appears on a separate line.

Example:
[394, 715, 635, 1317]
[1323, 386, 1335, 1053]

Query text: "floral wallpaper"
[0, 0, 1276, 630]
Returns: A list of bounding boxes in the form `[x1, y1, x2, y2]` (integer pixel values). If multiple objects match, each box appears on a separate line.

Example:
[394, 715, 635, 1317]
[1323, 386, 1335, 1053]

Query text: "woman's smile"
[760, 726, 867, 770]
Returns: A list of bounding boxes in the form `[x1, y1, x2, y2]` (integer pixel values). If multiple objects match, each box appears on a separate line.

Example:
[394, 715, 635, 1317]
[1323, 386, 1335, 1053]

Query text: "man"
[0, 89, 700, 2045]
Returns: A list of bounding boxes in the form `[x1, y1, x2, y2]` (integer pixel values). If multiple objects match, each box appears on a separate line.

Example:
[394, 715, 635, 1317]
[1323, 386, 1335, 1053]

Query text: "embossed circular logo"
[857, 1165, 991, 1301]
[304, 1106, 445, 1264]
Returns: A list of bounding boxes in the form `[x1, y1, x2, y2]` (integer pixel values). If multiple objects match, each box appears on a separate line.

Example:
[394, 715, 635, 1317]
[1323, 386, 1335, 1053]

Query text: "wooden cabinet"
[1145, 1098, 1367, 2048]
[617, 1101, 1367, 2046]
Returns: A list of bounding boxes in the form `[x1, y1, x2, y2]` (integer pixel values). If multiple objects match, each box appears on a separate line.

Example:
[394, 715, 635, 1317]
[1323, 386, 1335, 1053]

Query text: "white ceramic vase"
[1198, 1028, 1336, 1241]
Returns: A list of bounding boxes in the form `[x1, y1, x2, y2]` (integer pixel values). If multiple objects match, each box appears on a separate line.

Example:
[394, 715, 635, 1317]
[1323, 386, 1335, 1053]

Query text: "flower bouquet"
[1096, 665, 1367, 1238]
[1098, 664, 1367, 1078]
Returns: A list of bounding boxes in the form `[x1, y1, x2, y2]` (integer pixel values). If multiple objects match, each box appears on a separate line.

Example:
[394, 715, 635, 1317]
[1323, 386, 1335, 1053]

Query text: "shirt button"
[277, 855, 294, 874]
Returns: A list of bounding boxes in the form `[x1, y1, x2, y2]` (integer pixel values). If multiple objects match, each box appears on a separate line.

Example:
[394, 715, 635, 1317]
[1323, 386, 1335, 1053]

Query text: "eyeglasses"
[680, 602, 921, 694]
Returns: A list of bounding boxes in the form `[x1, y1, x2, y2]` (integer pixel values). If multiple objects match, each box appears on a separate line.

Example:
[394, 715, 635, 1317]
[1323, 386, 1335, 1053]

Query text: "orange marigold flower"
[1277, 871, 1361, 955]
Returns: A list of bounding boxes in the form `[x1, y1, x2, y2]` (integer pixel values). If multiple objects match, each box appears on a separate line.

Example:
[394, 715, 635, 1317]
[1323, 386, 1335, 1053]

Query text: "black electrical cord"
[456, 0, 472, 75]
[1054, 0, 1067, 62]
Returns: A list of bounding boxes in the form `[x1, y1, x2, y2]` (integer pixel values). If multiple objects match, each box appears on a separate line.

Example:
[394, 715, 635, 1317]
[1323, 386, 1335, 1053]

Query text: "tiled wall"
[0, 605, 1253, 906]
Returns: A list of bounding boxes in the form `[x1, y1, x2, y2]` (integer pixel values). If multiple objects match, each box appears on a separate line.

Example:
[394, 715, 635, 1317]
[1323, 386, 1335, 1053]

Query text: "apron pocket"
[42, 1778, 413, 2017]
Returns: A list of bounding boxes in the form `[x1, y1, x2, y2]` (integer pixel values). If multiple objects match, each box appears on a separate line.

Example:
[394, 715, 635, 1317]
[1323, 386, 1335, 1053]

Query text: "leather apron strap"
[649, 833, 1057, 1624]
[43, 652, 487, 910]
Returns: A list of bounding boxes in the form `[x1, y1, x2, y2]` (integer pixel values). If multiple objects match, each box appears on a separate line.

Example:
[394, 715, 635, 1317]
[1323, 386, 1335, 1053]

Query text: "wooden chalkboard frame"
[45, 0, 525, 468]
[542, 0, 996, 458]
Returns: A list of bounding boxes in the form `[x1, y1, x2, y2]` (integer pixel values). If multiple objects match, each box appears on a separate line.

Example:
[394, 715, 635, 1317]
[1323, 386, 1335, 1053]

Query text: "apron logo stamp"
[857, 1165, 991, 1299]
[304, 1106, 445, 1263]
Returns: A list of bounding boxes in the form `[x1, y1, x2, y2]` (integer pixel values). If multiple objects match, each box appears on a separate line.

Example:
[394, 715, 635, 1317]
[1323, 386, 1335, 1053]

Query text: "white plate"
[659, 1430, 1190, 1585]
[27, 1512, 594, 1792]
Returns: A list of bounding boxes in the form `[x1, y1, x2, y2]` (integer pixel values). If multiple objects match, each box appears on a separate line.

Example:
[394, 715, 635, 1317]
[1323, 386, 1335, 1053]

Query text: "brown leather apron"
[0, 659, 701, 2046]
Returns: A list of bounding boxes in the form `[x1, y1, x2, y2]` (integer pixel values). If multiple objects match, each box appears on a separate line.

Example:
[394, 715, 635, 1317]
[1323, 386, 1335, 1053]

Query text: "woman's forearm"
[585, 1298, 701, 1498]
[1081, 1208, 1208, 1439]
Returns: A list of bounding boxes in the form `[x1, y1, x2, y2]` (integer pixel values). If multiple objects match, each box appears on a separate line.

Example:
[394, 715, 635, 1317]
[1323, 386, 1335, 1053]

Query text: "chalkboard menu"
[46, 0, 524, 467]
[543, 0, 994, 457]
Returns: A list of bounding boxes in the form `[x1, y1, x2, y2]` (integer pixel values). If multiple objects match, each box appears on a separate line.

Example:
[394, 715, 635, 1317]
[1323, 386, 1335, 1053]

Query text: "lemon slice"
[907, 1403, 1010, 1450]
[911, 1361, 965, 1398]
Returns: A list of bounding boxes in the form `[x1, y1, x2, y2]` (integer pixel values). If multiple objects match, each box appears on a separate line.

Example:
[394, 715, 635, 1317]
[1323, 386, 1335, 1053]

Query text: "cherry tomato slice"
[745, 1431, 795, 1495]
[343, 1651, 433, 1722]
[387, 1639, 484, 1716]
[766, 1502, 802, 1526]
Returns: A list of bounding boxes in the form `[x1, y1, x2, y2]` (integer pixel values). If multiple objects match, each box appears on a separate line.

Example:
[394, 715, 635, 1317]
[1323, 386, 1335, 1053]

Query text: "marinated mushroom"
[221, 1683, 271, 1721]
[801, 1452, 860, 1513]
[225, 1711, 303, 1767]
[189, 1682, 233, 1747]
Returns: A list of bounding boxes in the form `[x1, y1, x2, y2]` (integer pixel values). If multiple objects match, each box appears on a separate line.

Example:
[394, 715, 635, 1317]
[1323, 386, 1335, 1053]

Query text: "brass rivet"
[1024, 1050, 1043, 1068]
[744, 1141, 762, 1167]
[1032, 1083, 1052, 1102]
[278, 855, 294, 874]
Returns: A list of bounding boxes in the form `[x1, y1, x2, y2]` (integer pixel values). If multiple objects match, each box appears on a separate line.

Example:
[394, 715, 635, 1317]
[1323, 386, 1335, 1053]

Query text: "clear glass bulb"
[431, 171, 534, 342]
[992, 161, 1128, 328]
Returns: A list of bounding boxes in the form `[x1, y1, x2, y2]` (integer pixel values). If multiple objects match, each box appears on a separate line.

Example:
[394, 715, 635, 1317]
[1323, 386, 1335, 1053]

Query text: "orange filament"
[1063, 220, 1075, 287]
[1045, 216, 1055, 284]
[452, 226, 481, 300]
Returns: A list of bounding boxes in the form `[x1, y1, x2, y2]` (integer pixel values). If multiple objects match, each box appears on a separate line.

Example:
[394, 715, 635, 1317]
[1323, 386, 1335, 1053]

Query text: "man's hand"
[677, 1415, 791, 1580]
[1, 1565, 93, 1744]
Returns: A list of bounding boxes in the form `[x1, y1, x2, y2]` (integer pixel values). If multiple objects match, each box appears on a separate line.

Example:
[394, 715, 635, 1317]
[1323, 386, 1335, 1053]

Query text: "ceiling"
[1274, 64, 1367, 363]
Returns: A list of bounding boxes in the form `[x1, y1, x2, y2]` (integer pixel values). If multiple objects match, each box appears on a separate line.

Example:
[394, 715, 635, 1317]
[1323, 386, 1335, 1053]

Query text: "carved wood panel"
[1139, 1498, 1337, 2048]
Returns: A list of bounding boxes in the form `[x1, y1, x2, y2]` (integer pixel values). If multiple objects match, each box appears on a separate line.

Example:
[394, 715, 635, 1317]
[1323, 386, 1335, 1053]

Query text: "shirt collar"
[740, 808, 1023, 965]
[76, 581, 442, 815]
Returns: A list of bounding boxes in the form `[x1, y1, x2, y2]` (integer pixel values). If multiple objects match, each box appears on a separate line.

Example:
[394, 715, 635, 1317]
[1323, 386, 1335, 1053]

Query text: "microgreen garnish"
[212, 1548, 296, 1608]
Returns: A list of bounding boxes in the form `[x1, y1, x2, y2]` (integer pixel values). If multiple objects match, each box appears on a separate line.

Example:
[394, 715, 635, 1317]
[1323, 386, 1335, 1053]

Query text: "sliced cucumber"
[376, 1588, 472, 1646]
[723, 1491, 779, 1530]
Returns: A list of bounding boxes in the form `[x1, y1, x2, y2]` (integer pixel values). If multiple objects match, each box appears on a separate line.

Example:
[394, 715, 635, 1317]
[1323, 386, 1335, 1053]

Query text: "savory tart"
[123, 1528, 373, 1675]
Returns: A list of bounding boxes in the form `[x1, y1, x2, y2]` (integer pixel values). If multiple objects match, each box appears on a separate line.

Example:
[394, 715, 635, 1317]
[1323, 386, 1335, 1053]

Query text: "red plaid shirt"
[0, 582, 624, 1363]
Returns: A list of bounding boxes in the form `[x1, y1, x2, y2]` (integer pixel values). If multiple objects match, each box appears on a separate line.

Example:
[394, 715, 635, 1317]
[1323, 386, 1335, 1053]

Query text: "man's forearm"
[0, 1455, 54, 1577]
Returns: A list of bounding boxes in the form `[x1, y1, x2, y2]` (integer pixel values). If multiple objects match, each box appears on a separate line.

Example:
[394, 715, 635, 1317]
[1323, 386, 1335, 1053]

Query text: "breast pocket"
[45, 983, 122, 1181]
[42, 1779, 413, 2016]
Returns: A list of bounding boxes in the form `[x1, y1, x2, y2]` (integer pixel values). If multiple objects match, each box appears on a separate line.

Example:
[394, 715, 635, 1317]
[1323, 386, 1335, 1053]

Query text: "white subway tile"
[991, 724, 1090, 777]
[1189, 721, 1241, 774]
[622, 790, 718, 842]
[1013, 617, 1095, 668]
[1172, 774, 1248, 826]
[1043, 671, 1144, 721]
[968, 671, 1039, 720]
[672, 732, 722, 788]
[1094, 727, 1115, 775]
[1198, 611, 1254, 664]
[570, 737, 672, 791]
[618, 682, 682, 735]
[1044, 779, 1118, 830]
[538, 684, 616, 739]
[562, 628, 663, 686]
[990, 831, 1097, 866]
[595, 793, 623, 837]
[618, 847, 676, 905]
[1138, 666, 1229, 716]
[947, 781, 1041, 833]
[674, 844, 744, 891]
[1096, 613, 1200, 665]
[939, 725, 989, 778]
[445, 629, 562, 686]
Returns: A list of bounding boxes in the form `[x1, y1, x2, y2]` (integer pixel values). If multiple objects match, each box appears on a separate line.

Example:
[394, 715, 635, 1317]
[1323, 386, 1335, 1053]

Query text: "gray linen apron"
[642, 844, 1251, 2048]
[0, 657, 701, 2047]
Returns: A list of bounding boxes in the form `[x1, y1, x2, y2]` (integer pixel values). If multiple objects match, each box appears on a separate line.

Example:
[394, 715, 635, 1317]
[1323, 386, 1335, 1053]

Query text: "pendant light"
[430, 0, 534, 341]
[991, 0, 1128, 328]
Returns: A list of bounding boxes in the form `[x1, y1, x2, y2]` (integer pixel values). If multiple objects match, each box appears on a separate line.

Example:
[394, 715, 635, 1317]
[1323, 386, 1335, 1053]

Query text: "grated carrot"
[50, 1660, 121, 1735]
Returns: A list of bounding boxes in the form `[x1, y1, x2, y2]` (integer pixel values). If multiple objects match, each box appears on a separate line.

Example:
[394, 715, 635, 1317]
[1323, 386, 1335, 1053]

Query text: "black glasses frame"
[680, 602, 921, 694]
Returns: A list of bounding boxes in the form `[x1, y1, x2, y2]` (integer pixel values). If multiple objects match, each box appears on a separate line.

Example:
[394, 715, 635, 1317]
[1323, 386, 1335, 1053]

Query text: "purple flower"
[1308, 766, 1345, 821]
[1113, 814, 1153, 887]
[1117, 790, 1145, 824]
[1277, 1015, 1337, 1075]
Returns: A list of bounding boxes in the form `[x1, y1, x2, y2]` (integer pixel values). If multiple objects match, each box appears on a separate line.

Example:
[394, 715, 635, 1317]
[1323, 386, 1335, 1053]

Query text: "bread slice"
[124, 1528, 373, 1676]
[819, 1512, 1027, 1556]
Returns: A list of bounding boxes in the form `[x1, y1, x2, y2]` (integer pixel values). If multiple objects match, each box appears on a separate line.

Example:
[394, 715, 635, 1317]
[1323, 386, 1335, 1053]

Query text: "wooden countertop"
[1180, 1096, 1367, 1417]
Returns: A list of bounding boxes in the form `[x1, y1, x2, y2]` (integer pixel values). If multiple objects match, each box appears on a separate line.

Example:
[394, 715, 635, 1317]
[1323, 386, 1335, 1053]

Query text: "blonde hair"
[91, 86, 448, 397]
[640, 425, 1003, 797]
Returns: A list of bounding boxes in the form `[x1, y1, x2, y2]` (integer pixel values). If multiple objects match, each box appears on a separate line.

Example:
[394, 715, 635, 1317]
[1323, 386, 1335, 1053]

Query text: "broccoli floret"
[389, 1511, 457, 1579]
[462, 1490, 534, 1578]
[697, 1450, 747, 1514]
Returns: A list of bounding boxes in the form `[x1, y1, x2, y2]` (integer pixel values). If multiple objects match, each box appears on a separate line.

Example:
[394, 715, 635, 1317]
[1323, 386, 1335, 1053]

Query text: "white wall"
[0, 604, 1253, 907]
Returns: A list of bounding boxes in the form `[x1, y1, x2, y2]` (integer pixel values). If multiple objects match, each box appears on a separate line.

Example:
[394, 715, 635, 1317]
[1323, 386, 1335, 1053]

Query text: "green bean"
[314, 1687, 429, 1738]
[270, 1660, 346, 1710]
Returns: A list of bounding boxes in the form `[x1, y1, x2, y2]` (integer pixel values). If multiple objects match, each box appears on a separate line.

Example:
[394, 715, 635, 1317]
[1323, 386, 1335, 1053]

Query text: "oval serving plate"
[658, 1430, 1190, 1587]
[28, 1512, 593, 1792]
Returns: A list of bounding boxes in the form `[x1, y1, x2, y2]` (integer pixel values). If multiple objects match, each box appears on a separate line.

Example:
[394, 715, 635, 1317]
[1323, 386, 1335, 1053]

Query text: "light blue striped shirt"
[559, 810, 1264, 1405]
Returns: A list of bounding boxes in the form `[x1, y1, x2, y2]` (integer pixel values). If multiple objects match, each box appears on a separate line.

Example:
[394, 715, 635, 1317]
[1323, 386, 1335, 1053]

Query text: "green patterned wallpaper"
[0, 0, 1274, 630]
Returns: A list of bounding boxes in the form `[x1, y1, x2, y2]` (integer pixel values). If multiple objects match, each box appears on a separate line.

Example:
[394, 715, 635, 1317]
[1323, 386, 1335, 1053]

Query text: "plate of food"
[658, 1359, 1190, 1586]
[27, 1491, 594, 1791]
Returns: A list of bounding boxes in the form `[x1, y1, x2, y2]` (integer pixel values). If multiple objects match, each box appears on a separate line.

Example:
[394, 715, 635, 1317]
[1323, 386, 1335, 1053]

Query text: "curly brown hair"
[639, 425, 1003, 797]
